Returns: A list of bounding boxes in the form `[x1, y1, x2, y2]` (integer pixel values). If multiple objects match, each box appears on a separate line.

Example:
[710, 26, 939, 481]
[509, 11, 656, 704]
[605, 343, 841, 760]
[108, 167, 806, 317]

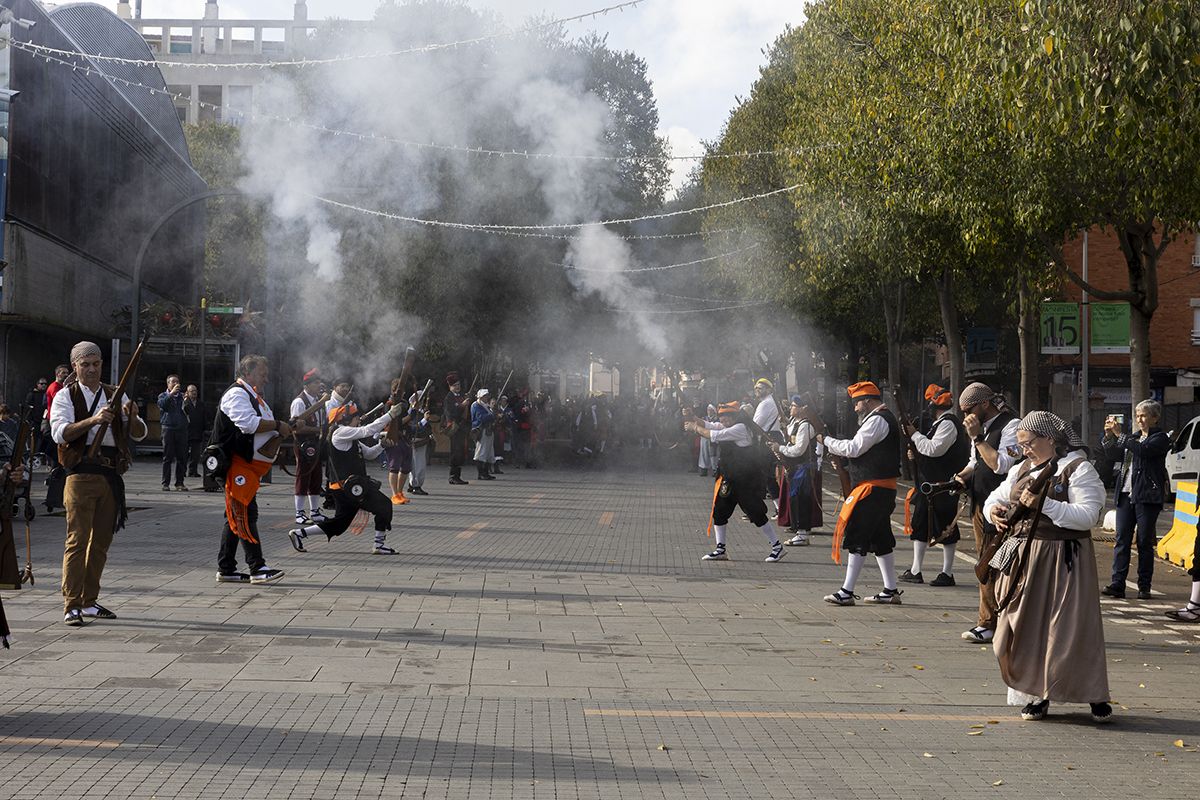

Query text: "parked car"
[1166, 415, 1200, 494]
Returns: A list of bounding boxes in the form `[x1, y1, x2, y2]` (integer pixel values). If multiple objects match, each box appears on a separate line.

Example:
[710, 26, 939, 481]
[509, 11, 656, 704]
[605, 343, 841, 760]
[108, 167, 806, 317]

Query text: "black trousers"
[218, 497, 265, 574]
[712, 476, 769, 527]
[318, 486, 393, 537]
[448, 429, 469, 479]
[161, 427, 188, 486]
[187, 437, 204, 475]
[1111, 492, 1162, 590]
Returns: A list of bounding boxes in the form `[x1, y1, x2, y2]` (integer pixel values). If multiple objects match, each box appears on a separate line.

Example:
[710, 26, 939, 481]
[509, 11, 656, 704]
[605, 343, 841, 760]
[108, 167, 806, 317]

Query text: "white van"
[1167, 415, 1200, 494]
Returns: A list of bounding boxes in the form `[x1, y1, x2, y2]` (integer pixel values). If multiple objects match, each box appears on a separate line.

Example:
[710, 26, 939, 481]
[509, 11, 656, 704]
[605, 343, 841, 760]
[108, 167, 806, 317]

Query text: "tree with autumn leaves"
[703, 0, 1200, 409]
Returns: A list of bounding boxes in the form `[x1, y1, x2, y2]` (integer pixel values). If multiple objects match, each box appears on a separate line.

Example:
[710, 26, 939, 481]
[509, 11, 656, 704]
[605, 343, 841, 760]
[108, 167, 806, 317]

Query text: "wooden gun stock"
[802, 406, 852, 499]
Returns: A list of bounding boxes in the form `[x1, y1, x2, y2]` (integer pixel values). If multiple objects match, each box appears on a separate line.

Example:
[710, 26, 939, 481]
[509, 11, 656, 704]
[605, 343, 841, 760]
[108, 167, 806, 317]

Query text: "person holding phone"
[1100, 401, 1169, 599]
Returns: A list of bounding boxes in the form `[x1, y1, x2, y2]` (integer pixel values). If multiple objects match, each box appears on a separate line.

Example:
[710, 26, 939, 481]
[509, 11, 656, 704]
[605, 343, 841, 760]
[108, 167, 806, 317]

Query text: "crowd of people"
[2, 340, 1198, 726]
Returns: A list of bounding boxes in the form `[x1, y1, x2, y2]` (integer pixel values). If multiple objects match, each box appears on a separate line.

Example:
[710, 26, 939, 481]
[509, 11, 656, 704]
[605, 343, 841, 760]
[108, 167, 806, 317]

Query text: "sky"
[94, 0, 807, 189]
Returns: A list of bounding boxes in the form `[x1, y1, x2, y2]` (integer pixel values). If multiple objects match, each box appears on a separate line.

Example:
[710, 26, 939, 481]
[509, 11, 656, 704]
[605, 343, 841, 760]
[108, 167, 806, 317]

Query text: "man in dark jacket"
[1100, 400, 1170, 599]
[157, 375, 189, 491]
[183, 384, 206, 478]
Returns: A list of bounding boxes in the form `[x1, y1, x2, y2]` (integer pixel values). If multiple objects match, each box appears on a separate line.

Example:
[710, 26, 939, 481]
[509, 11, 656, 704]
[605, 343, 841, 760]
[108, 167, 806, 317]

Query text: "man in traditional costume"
[984, 411, 1110, 723]
[289, 397, 405, 555]
[290, 368, 327, 525]
[214, 355, 287, 585]
[752, 378, 784, 515]
[817, 382, 903, 606]
[686, 402, 785, 563]
[51, 341, 148, 624]
[772, 394, 822, 547]
[443, 373, 471, 485]
[954, 382, 1020, 643]
[900, 384, 970, 586]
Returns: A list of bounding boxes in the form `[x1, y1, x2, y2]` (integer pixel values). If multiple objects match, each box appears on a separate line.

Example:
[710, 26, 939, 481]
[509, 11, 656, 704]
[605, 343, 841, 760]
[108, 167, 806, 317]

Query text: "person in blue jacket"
[470, 389, 497, 481]
[1100, 400, 1170, 600]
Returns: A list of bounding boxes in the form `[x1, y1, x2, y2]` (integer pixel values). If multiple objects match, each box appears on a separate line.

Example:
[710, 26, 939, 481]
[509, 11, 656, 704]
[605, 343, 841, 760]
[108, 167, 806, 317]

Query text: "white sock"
[911, 541, 928, 575]
[876, 552, 897, 590]
[1190, 580, 1200, 605]
[300, 524, 321, 538]
[942, 544, 957, 576]
[294, 496, 305, 514]
[771, 498, 780, 514]
[713, 524, 727, 547]
[374, 530, 387, 547]
[843, 553, 866, 593]
[797, 529, 809, 537]
[308, 495, 322, 513]
[758, 521, 780, 546]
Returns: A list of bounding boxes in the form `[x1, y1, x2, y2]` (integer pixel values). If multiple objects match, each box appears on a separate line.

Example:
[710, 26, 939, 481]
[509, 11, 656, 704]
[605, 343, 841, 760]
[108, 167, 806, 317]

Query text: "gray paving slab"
[0, 458, 1198, 798]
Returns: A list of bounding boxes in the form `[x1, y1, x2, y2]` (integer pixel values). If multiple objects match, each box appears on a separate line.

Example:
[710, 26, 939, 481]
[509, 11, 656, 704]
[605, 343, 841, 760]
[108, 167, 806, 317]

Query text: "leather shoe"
[1100, 584, 1126, 599]
[1137, 589, 1152, 600]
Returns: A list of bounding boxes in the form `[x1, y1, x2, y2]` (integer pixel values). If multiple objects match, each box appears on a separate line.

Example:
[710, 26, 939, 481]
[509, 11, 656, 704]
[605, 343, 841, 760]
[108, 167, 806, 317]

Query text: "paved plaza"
[1, 458, 1199, 799]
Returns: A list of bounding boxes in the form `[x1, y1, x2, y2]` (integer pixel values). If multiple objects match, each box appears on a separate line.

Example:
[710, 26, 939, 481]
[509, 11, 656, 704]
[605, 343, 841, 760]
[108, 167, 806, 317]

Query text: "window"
[1172, 421, 1194, 453]
[226, 85, 253, 126]
[1190, 421, 1200, 451]
[1191, 299, 1200, 345]
[198, 86, 222, 124]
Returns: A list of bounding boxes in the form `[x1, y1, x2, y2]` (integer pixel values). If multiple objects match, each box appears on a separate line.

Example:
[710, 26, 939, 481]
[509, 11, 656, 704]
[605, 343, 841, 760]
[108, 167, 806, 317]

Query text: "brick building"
[1048, 228, 1200, 429]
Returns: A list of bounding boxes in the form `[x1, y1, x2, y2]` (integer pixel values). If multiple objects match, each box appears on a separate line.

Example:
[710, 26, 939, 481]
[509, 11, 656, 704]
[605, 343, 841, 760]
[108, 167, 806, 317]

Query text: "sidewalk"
[0, 460, 1197, 798]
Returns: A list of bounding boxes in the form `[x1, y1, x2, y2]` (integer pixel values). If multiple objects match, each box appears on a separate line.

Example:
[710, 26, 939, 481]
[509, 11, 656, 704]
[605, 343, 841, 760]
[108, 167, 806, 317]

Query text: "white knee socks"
[843, 553, 866, 592]
[911, 541, 928, 575]
[374, 530, 387, 548]
[1191, 580, 1200, 605]
[308, 495, 322, 514]
[294, 496, 305, 514]
[713, 524, 727, 546]
[758, 521, 780, 546]
[942, 544, 957, 576]
[876, 552, 897, 590]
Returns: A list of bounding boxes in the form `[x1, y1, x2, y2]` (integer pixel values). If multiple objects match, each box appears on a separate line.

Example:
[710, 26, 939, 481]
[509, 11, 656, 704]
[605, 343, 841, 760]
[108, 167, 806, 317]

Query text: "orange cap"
[847, 381, 881, 400]
[925, 384, 953, 407]
[717, 401, 742, 414]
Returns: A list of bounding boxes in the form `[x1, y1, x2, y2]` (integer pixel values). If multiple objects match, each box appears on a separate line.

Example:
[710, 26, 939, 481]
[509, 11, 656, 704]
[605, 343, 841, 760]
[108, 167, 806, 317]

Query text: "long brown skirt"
[993, 537, 1110, 705]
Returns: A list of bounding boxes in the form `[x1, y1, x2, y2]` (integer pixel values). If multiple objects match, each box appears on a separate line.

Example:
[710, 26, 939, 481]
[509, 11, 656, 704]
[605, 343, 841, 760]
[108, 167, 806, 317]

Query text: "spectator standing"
[0, 404, 18, 461]
[1100, 400, 1169, 600]
[183, 384, 206, 478]
[25, 377, 48, 457]
[157, 375, 189, 491]
[43, 365, 69, 467]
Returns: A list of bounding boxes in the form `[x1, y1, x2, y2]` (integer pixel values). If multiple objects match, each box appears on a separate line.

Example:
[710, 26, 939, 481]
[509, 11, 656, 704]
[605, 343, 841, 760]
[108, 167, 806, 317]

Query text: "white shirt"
[753, 395, 782, 436]
[702, 420, 753, 447]
[50, 383, 146, 447]
[331, 412, 391, 460]
[983, 450, 1104, 531]
[966, 414, 1021, 475]
[778, 418, 813, 459]
[290, 390, 319, 420]
[219, 380, 277, 463]
[823, 407, 890, 459]
[911, 410, 958, 458]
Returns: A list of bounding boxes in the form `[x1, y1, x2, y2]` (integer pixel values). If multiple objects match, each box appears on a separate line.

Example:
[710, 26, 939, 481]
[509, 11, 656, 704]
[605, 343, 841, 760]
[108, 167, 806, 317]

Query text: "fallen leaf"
[923, 752, 935, 758]
[1065, 766, 1074, 771]
[1174, 739, 1186, 748]
[987, 720, 1000, 725]
[993, 780, 1005, 787]
[809, 677, 817, 682]
[657, 744, 669, 751]
[913, 665, 925, 670]
[1140, 683, 1147, 688]
[970, 725, 985, 729]
[967, 730, 983, 736]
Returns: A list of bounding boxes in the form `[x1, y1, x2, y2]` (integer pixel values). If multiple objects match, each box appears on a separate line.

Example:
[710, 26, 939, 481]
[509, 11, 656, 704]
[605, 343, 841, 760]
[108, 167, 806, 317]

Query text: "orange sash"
[224, 455, 273, 544]
[706, 476, 723, 538]
[832, 478, 898, 565]
[902, 486, 917, 537]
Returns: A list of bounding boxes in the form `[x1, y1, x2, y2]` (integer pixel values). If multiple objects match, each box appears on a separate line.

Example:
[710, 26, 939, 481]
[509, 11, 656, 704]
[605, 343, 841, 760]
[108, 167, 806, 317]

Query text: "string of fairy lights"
[9, 0, 798, 314]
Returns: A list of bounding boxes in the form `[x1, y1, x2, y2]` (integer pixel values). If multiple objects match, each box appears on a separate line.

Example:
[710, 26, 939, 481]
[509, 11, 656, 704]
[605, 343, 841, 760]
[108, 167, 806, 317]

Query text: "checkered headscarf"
[958, 382, 998, 409]
[1018, 411, 1086, 450]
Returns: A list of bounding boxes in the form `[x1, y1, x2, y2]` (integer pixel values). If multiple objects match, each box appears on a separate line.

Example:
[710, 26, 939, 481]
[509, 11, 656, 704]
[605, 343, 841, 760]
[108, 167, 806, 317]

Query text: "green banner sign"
[1040, 302, 1080, 354]
[207, 306, 244, 315]
[1091, 302, 1131, 354]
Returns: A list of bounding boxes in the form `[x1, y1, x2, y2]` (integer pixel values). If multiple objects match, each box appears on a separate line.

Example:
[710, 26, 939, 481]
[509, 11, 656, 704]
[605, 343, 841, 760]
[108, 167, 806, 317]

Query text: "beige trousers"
[62, 473, 117, 613]
[972, 506, 999, 630]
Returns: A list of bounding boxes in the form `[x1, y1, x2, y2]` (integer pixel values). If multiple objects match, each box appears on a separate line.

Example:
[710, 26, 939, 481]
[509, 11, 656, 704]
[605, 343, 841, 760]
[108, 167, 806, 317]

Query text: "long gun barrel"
[920, 480, 964, 497]
[87, 336, 148, 460]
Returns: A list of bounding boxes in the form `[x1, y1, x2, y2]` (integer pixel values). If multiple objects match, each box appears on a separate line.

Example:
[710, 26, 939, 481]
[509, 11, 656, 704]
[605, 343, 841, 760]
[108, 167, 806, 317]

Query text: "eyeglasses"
[1016, 438, 1042, 453]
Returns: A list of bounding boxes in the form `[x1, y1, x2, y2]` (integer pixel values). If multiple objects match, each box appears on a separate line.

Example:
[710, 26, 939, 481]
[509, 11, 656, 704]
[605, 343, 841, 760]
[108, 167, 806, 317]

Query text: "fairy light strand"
[13, 43, 826, 164]
[9, 0, 648, 70]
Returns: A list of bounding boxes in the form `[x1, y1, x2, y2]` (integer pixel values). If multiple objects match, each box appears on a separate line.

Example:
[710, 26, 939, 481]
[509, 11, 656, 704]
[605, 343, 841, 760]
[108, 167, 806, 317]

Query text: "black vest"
[782, 419, 816, 466]
[918, 413, 971, 483]
[847, 407, 902, 485]
[969, 410, 1017, 510]
[716, 424, 761, 486]
[327, 433, 366, 484]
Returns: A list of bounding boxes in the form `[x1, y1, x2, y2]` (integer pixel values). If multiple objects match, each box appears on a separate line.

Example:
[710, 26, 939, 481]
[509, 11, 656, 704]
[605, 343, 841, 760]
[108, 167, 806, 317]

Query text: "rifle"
[290, 392, 331, 426]
[890, 385, 920, 478]
[920, 479, 965, 497]
[975, 456, 1061, 586]
[497, 369, 514, 401]
[802, 406, 851, 499]
[366, 346, 420, 423]
[86, 336, 148, 461]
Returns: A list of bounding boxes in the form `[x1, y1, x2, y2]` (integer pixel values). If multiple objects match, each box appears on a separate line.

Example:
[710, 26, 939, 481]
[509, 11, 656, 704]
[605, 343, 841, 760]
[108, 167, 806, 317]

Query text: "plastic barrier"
[1157, 480, 1198, 570]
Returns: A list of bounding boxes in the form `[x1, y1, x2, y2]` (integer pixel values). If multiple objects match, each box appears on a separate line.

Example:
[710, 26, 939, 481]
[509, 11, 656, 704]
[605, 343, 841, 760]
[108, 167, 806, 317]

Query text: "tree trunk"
[1115, 222, 1162, 407]
[880, 280, 906, 394]
[1016, 273, 1040, 415]
[934, 265, 965, 402]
